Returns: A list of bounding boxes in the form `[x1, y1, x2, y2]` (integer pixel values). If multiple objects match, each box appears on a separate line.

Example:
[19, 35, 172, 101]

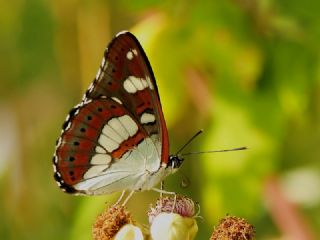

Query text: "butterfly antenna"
[175, 130, 204, 155]
[180, 146, 247, 156]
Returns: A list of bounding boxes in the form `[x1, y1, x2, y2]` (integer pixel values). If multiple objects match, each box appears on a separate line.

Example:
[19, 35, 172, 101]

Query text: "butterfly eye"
[97, 107, 103, 112]
[87, 116, 92, 120]
[80, 128, 86, 133]
[69, 156, 75, 162]
[74, 141, 80, 146]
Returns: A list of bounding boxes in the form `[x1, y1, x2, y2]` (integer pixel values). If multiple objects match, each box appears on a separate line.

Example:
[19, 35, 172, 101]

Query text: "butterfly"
[53, 31, 184, 196]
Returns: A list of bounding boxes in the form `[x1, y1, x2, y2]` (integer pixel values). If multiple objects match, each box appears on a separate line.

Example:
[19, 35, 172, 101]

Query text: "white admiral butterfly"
[53, 31, 183, 195]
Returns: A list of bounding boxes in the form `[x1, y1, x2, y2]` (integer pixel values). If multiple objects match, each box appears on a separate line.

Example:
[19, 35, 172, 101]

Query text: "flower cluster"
[92, 196, 255, 240]
[93, 196, 197, 240]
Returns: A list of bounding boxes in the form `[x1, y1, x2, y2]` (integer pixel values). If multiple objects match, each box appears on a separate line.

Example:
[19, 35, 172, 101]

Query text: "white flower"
[148, 196, 198, 240]
[114, 224, 145, 240]
[150, 212, 198, 240]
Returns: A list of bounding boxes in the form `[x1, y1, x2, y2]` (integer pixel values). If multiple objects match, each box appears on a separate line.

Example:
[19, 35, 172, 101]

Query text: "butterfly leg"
[152, 187, 176, 195]
[172, 193, 177, 213]
[160, 181, 164, 208]
[113, 190, 126, 206]
[122, 190, 135, 206]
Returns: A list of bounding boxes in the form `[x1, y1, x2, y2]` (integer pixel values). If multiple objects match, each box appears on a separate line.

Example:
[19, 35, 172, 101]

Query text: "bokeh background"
[1, 0, 320, 239]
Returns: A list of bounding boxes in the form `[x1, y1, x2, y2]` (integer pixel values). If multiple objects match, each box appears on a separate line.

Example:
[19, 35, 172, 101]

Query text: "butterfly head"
[168, 155, 184, 169]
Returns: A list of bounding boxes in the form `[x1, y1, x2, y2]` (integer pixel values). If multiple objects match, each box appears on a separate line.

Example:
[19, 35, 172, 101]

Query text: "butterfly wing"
[53, 32, 169, 195]
[85, 31, 169, 160]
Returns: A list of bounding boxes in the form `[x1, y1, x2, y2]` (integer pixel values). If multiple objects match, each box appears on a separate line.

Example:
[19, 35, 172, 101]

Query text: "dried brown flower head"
[210, 215, 255, 240]
[93, 205, 133, 240]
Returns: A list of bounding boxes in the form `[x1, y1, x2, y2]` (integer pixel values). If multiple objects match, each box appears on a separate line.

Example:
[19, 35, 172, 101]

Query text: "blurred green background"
[1, 0, 320, 239]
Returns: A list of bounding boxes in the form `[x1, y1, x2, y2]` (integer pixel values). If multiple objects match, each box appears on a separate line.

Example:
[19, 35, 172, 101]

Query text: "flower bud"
[113, 224, 144, 240]
[148, 196, 198, 240]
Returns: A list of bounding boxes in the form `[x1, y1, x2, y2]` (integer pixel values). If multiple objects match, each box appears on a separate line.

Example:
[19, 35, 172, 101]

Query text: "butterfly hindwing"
[54, 98, 149, 193]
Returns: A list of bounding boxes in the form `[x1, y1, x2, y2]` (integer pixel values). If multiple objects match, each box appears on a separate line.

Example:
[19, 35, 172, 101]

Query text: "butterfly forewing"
[53, 31, 169, 195]
[85, 32, 168, 149]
